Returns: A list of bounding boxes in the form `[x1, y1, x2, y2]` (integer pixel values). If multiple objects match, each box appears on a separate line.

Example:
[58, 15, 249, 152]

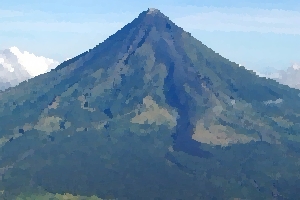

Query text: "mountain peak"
[147, 8, 160, 14]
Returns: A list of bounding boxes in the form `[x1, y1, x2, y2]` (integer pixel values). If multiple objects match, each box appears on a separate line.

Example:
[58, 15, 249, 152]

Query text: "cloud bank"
[8, 46, 59, 77]
[0, 47, 59, 90]
[254, 63, 300, 89]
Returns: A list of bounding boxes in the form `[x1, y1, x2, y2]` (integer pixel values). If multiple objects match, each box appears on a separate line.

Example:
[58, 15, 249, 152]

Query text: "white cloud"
[254, 63, 300, 90]
[274, 63, 300, 89]
[172, 6, 300, 34]
[9, 46, 59, 76]
[292, 63, 300, 70]
[0, 49, 31, 87]
[0, 57, 14, 72]
[0, 46, 59, 90]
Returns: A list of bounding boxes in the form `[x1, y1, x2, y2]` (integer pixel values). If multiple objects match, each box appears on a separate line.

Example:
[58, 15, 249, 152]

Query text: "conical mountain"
[1, 8, 300, 199]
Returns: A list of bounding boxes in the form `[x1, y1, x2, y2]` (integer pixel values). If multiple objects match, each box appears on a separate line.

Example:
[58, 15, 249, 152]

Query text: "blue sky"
[1, 0, 300, 73]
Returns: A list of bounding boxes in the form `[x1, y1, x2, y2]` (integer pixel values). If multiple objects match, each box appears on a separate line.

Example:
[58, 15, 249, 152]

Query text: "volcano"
[0, 8, 300, 199]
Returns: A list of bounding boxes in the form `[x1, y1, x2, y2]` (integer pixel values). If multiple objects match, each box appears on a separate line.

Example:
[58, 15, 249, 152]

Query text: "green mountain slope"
[0, 8, 300, 199]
